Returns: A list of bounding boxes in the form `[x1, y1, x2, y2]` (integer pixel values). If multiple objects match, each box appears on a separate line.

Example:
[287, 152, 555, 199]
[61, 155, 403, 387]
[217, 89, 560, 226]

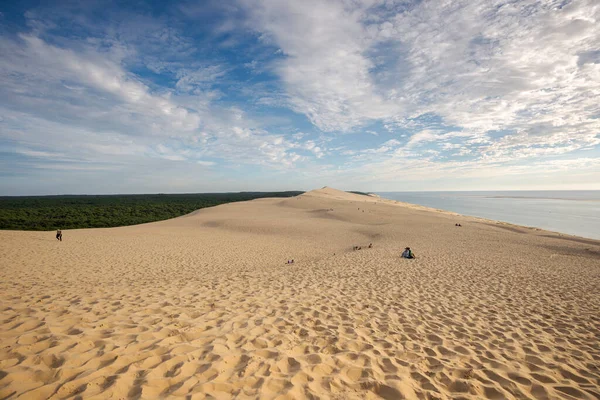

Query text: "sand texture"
[0, 188, 599, 399]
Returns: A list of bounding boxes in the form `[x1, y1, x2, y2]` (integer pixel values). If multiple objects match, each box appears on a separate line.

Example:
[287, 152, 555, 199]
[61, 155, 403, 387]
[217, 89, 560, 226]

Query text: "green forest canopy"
[0, 192, 304, 231]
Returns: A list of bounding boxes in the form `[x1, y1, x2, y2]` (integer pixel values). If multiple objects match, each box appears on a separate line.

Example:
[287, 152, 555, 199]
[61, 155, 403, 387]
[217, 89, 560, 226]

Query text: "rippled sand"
[0, 188, 599, 399]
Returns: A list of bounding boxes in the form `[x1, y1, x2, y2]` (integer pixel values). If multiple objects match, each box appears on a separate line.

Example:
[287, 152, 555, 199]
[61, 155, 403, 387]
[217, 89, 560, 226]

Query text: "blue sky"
[0, 0, 599, 195]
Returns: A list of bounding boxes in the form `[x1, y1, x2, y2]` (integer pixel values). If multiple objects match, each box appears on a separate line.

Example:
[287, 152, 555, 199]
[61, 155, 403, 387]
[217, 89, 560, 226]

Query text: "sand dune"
[0, 187, 598, 399]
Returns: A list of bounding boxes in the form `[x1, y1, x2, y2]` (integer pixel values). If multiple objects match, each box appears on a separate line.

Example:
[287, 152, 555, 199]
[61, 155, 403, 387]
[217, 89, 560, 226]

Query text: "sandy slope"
[0, 187, 598, 399]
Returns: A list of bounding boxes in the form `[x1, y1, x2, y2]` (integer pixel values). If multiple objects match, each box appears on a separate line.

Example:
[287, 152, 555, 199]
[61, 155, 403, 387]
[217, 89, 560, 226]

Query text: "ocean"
[377, 191, 600, 240]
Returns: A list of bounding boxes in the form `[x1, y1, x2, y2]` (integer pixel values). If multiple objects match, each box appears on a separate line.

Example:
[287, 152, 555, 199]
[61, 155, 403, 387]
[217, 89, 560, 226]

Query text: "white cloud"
[0, 32, 326, 180]
[300, 140, 325, 158]
[0, 35, 202, 136]
[175, 66, 227, 93]
[2, 1, 599, 193]
[197, 160, 216, 166]
[383, 139, 401, 147]
[406, 130, 444, 147]
[239, 0, 600, 165]
[240, 0, 397, 131]
[15, 149, 64, 158]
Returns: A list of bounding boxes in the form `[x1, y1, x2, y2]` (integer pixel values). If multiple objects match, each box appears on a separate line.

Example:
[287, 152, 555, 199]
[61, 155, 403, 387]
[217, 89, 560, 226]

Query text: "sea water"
[377, 191, 600, 240]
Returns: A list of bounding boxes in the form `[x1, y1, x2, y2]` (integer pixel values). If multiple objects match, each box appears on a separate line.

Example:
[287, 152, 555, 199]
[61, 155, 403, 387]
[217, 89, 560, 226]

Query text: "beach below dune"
[377, 191, 600, 241]
[0, 188, 599, 399]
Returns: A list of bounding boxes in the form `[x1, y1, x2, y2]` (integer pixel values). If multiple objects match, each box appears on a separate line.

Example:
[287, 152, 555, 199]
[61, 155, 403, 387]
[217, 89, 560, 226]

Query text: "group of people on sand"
[287, 242, 415, 264]
[287, 243, 417, 264]
[353, 242, 415, 259]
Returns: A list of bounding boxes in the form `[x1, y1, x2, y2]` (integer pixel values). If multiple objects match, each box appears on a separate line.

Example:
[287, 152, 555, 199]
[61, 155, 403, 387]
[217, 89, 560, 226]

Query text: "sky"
[0, 0, 599, 195]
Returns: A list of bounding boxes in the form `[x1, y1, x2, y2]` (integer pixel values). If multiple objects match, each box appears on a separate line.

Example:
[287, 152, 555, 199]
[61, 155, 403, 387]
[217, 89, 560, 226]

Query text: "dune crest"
[1, 188, 599, 399]
[299, 187, 373, 201]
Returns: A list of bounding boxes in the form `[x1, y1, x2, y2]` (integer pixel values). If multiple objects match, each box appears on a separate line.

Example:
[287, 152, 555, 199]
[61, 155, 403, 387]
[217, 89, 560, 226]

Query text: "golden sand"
[0, 188, 598, 399]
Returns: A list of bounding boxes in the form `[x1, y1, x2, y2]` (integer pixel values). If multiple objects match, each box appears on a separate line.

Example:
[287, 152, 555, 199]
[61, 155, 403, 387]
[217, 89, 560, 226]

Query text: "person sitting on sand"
[401, 247, 415, 259]
[56, 229, 62, 241]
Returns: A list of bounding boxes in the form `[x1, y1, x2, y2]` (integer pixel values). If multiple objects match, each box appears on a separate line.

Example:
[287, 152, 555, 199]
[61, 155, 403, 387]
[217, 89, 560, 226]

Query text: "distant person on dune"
[401, 247, 415, 259]
[56, 229, 62, 241]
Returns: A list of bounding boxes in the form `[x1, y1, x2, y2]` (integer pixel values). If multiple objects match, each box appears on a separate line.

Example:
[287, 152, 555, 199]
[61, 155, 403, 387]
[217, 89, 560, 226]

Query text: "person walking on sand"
[401, 247, 415, 259]
[56, 229, 62, 241]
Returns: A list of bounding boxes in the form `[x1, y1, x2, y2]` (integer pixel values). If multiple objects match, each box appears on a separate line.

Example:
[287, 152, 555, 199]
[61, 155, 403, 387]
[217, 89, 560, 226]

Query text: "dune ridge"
[1, 187, 599, 399]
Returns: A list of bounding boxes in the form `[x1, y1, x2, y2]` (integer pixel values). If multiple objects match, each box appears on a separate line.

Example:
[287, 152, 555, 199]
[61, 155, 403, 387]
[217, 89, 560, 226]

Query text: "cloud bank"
[0, 0, 598, 194]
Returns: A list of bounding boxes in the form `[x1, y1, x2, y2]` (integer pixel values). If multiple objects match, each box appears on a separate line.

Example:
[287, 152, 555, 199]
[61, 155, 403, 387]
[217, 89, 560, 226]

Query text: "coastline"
[375, 191, 600, 241]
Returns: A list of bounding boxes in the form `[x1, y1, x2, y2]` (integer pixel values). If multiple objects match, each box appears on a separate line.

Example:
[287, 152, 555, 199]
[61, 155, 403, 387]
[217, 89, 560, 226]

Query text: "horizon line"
[2, 188, 600, 197]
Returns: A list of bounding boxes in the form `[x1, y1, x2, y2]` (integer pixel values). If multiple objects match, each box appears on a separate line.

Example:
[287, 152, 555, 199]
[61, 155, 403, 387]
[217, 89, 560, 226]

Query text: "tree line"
[0, 192, 304, 231]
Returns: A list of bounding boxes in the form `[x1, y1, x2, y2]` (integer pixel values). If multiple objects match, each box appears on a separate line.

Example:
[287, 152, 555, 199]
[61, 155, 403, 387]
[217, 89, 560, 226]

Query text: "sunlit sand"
[1, 188, 598, 399]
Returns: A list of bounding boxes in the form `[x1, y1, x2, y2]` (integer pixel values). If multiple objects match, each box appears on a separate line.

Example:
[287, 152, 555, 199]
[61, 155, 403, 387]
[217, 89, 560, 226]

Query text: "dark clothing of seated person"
[401, 247, 415, 259]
